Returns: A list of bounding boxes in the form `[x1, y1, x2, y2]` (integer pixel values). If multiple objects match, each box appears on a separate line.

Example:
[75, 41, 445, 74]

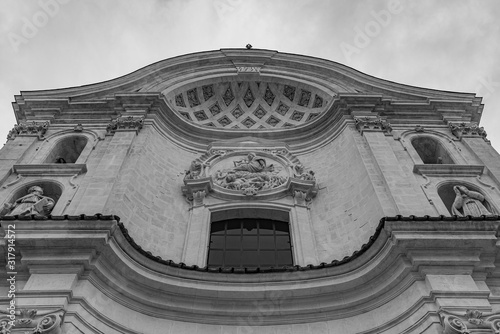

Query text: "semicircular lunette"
[165, 80, 334, 129]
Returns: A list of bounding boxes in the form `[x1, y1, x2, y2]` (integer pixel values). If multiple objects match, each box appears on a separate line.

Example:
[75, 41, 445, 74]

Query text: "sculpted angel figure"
[3, 186, 55, 217]
[452, 185, 493, 217]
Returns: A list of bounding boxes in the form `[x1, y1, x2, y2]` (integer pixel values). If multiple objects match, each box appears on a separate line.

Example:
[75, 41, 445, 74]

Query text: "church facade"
[1, 49, 500, 333]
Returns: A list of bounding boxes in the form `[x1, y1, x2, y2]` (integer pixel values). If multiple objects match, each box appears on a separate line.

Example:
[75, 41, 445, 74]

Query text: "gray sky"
[1, 0, 499, 151]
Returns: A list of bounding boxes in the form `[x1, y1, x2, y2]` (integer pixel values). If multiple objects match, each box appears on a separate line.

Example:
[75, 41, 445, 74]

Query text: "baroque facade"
[0, 49, 500, 333]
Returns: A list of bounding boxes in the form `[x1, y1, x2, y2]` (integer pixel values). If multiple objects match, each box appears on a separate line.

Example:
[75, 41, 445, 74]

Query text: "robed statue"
[3, 186, 55, 217]
[452, 185, 493, 217]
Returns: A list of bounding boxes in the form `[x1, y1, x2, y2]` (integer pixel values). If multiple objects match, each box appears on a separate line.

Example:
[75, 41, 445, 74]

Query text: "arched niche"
[438, 182, 495, 216]
[2, 180, 63, 216]
[44, 135, 88, 164]
[411, 136, 454, 164]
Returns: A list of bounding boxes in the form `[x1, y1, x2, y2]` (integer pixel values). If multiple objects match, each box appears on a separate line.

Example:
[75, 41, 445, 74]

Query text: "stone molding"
[0, 309, 64, 334]
[439, 309, 500, 334]
[2, 215, 500, 327]
[449, 122, 488, 141]
[12, 164, 87, 176]
[7, 121, 49, 140]
[413, 164, 484, 177]
[11, 49, 484, 154]
[106, 116, 144, 135]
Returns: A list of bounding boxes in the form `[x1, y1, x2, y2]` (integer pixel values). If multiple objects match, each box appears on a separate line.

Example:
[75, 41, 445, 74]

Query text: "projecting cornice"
[1, 214, 499, 326]
[12, 49, 484, 152]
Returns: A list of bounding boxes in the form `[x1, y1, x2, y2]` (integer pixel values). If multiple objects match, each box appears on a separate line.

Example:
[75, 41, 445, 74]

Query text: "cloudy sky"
[1, 0, 499, 151]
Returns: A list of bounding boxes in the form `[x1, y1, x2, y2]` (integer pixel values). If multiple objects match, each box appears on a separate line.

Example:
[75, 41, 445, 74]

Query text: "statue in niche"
[214, 152, 287, 193]
[3, 186, 55, 217]
[452, 185, 493, 217]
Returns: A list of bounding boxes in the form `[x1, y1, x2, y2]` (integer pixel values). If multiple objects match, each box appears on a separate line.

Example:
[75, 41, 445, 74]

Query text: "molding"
[413, 164, 485, 177]
[12, 164, 87, 176]
[11, 49, 484, 153]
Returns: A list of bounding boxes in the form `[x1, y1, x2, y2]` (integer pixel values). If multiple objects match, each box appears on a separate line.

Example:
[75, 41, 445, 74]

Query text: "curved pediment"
[15, 48, 481, 105]
[13, 49, 483, 152]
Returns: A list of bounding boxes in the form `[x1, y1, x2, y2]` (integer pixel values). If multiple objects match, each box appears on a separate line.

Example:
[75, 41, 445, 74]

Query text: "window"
[411, 136, 453, 164]
[44, 136, 88, 163]
[207, 218, 293, 268]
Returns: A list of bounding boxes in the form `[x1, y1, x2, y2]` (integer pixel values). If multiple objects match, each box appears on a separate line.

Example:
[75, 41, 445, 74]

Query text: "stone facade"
[0, 49, 499, 333]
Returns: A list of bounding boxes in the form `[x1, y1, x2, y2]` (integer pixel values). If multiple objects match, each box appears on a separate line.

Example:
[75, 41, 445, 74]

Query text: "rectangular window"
[207, 218, 293, 268]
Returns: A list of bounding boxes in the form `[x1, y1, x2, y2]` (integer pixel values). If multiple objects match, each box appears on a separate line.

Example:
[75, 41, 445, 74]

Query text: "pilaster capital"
[449, 121, 488, 141]
[354, 116, 392, 135]
[7, 121, 49, 140]
[439, 309, 500, 334]
[0, 309, 65, 334]
[106, 116, 144, 135]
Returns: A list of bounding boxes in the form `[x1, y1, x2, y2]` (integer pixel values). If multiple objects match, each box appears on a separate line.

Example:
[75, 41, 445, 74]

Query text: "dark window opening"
[207, 218, 293, 268]
[44, 136, 88, 164]
[411, 137, 454, 164]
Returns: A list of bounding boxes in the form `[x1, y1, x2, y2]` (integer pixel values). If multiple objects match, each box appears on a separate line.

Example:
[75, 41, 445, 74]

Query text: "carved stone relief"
[449, 122, 488, 140]
[7, 121, 49, 140]
[0, 309, 64, 334]
[213, 152, 288, 194]
[439, 309, 500, 334]
[106, 116, 144, 134]
[181, 141, 318, 203]
[354, 116, 392, 135]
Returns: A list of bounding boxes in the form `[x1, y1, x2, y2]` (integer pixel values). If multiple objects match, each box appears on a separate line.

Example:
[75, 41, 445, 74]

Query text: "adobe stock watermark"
[213, 0, 243, 20]
[7, 0, 73, 53]
[340, 0, 404, 62]
[474, 70, 500, 100]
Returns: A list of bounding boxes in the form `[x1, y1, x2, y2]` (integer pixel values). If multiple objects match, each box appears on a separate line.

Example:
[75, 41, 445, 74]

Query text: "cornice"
[11, 49, 484, 153]
[1, 214, 499, 325]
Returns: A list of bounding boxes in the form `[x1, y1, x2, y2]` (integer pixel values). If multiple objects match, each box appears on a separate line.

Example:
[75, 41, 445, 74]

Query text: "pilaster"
[355, 117, 433, 216]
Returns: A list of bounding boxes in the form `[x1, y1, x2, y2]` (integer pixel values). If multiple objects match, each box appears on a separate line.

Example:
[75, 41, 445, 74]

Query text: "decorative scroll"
[440, 309, 500, 334]
[449, 122, 487, 140]
[354, 117, 392, 134]
[0, 309, 64, 334]
[7, 121, 49, 140]
[106, 116, 144, 134]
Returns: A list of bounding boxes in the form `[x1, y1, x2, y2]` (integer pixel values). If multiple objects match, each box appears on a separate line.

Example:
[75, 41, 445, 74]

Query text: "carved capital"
[0, 309, 64, 334]
[7, 121, 49, 140]
[106, 116, 144, 134]
[439, 309, 500, 334]
[354, 117, 392, 135]
[449, 122, 487, 140]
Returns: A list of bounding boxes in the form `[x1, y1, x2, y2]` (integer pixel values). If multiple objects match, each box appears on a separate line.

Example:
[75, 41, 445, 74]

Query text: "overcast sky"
[1, 0, 499, 151]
